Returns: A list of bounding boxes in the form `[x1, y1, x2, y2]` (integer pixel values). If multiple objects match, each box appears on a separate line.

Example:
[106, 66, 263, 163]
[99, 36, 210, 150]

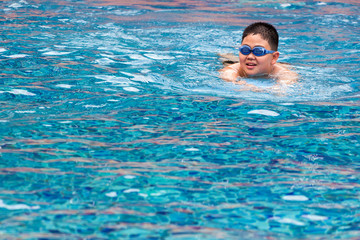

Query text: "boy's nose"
[247, 52, 256, 59]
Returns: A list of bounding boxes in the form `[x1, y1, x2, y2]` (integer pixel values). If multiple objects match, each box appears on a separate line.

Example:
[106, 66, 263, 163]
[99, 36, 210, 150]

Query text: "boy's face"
[239, 34, 279, 77]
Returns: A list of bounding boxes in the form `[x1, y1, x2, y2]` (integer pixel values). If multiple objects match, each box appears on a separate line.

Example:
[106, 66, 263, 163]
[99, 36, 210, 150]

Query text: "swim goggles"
[239, 45, 275, 57]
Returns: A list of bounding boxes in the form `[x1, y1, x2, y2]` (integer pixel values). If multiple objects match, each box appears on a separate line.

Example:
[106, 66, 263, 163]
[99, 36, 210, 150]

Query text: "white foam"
[123, 87, 140, 92]
[0, 48, 7, 53]
[150, 190, 167, 196]
[54, 45, 66, 49]
[72, 19, 87, 24]
[9, 3, 23, 8]
[302, 214, 328, 221]
[42, 51, 72, 56]
[84, 104, 107, 108]
[144, 53, 175, 60]
[0, 199, 40, 210]
[15, 110, 36, 113]
[123, 175, 136, 179]
[103, 88, 117, 92]
[59, 121, 72, 124]
[123, 188, 140, 193]
[39, 47, 52, 52]
[124, 56, 152, 65]
[94, 58, 115, 65]
[113, 9, 141, 16]
[132, 74, 155, 83]
[138, 193, 148, 198]
[272, 217, 305, 226]
[94, 75, 133, 86]
[105, 192, 117, 197]
[55, 84, 72, 89]
[280, 3, 291, 8]
[282, 195, 309, 201]
[141, 69, 151, 74]
[128, 54, 149, 60]
[6, 54, 28, 58]
[248, 109, 279, 117]
[185, 147, 200, 152]
[8, 89, 36, 96]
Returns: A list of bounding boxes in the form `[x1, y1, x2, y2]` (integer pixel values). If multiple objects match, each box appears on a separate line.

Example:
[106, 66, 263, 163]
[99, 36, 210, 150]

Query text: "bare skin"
[219, 34, 298, 92]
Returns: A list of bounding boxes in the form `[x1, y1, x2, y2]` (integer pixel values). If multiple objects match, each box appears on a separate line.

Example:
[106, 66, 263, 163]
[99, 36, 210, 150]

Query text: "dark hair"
[242, 22, 279, 51]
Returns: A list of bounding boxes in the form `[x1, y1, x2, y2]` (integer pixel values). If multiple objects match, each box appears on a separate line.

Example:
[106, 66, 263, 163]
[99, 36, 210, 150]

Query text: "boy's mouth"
[246, 62, 257, 69]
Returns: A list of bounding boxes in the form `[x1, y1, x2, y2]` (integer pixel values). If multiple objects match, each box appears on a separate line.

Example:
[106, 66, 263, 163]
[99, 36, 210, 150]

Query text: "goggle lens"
[253, 47, 265, 56]
[240, 46, 251, 55]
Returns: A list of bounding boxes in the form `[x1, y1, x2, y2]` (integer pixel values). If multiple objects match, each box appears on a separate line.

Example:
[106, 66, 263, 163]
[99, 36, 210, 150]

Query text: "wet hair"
[242, 22, 279, 51]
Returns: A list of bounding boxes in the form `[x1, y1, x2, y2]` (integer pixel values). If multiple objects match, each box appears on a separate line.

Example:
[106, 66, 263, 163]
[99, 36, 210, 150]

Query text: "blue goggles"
[239, 45, 275, 57]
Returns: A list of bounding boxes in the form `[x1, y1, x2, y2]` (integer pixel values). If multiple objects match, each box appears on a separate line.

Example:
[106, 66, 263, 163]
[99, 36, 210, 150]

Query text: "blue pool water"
[1, 0, 360, 239]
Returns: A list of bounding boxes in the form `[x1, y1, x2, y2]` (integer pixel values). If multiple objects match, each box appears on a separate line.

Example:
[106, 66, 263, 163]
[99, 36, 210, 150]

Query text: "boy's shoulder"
[273, 63, 298, 84]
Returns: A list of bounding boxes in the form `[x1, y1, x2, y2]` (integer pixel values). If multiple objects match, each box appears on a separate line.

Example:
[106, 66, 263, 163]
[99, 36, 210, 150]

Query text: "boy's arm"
[219, 63, 240, 82]
[275, 65, 299, 85]
[220, 63, 263, 92]
[271, 65, 299, 94]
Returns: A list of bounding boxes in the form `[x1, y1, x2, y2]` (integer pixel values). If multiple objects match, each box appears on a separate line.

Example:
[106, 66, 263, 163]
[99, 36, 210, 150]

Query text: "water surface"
[0, 0, 360, 239]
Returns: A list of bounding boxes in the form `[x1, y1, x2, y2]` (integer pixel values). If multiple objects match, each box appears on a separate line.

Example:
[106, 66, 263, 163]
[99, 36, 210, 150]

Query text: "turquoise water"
[1, 0, 360, 239]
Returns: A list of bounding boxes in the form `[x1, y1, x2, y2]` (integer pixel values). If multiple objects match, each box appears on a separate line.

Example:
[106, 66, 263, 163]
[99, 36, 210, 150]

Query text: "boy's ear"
[271, 51, 280, 65]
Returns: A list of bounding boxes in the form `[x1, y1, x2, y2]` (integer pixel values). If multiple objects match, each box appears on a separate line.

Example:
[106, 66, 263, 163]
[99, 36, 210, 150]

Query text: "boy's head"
[238, 22, 280, 77]
[242, 22, 279, 51]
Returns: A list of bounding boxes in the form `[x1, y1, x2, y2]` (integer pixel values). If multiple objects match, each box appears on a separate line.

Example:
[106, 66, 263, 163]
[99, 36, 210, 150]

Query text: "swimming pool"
[0, 0, 359, 239]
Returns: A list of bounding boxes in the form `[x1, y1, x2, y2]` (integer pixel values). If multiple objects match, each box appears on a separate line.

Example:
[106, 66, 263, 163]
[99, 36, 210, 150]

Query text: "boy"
[219, 22, 297, 91]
